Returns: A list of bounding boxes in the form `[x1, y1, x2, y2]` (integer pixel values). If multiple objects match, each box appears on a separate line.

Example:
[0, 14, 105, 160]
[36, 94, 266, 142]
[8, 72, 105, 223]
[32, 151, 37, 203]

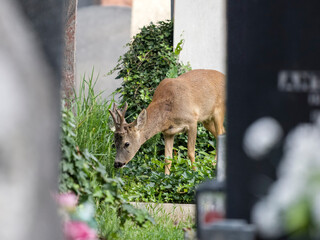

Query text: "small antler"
[109, 102, 128, 133]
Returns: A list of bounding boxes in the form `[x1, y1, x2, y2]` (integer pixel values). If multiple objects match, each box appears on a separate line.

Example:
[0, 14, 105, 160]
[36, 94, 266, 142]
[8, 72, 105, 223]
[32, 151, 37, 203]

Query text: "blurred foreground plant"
[252, 118, 320, 239]
[55, 192, 98, 240]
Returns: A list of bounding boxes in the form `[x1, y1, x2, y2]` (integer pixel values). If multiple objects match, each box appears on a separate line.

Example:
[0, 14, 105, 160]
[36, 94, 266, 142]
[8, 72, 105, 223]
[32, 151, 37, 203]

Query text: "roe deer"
[109, 69, 225, 175]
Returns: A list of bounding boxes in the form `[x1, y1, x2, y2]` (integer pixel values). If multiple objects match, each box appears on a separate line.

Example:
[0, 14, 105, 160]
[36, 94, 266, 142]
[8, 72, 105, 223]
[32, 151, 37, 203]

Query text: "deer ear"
[136, 109, 147, 129]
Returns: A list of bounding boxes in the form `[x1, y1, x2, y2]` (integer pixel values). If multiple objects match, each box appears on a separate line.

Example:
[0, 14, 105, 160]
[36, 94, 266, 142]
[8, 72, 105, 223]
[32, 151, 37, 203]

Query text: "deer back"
[148, 69, 225, 124]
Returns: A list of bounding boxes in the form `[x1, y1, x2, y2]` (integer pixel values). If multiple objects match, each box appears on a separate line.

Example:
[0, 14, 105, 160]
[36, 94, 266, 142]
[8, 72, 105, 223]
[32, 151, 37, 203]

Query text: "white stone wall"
[131, 0, 171, 38]
[174, 0, 226, 74]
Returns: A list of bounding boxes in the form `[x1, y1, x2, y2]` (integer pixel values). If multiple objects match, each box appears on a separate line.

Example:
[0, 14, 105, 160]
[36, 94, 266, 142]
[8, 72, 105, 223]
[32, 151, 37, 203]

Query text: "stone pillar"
[63, 0, 78, 102]
[0, 0, 63, 239]
[174, 0, 226, 73]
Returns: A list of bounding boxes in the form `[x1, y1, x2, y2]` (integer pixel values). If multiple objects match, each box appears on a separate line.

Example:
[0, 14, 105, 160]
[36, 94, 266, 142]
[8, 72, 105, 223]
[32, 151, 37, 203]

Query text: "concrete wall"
[76, 6, 131, 100]
[76, 1, 172, 100]
[174, 0, 226, 74]
[131, 0, 171, 37]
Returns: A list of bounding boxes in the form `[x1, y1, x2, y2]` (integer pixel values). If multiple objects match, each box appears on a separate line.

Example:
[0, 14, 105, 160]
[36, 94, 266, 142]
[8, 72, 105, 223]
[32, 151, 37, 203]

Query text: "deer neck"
[139, 102, 168, 145]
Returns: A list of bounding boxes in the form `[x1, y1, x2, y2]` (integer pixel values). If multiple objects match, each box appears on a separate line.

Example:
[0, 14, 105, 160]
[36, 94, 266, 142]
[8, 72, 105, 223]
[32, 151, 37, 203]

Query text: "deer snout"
[114, 162, 125, 168]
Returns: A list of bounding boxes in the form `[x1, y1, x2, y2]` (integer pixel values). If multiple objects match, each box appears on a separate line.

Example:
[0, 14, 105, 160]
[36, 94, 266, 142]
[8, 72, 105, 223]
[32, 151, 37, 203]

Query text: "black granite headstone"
[226, 0, 320, 232]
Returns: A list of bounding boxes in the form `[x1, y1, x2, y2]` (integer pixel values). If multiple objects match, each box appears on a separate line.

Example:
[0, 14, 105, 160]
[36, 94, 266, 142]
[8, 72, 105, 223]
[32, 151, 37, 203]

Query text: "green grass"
[72, 71, 116, 177]
[96, 202, 193, 240]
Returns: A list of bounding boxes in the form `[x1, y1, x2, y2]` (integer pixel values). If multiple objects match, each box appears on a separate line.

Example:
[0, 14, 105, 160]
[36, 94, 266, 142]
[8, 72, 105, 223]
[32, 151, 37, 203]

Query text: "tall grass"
[73, 71, 116, 176]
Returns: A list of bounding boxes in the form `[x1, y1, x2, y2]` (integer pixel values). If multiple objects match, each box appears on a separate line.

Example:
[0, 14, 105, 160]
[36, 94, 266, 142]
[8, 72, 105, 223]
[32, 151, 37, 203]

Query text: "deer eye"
[124, 142, 130, 148]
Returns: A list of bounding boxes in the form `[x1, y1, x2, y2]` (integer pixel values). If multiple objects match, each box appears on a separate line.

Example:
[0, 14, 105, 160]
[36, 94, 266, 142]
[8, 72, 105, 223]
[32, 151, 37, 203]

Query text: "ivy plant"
[109, 20, 191, 121]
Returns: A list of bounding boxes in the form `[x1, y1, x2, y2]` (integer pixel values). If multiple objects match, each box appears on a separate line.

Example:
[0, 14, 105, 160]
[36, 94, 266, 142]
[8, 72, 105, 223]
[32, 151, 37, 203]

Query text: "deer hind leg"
[203, 120, 218, 165]
[213, 107, 226, 136]
[211, 108, 226, 164]
[203, 120, 217, 139]
[164, 134, 175, 175]
[187, 123, 197, 170]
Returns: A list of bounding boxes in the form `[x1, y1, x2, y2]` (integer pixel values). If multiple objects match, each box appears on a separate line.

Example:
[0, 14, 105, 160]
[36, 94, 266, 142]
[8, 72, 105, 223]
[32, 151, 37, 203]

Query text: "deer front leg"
[187, 124, 197, 170]
[164, 134, 175, 175]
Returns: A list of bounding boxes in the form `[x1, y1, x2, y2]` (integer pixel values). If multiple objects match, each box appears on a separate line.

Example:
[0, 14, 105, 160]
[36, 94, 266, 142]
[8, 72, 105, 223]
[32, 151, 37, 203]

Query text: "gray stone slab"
[0, 1, 62, 239]
[76, 6, 131, 100]
[130, 202, 195, 222]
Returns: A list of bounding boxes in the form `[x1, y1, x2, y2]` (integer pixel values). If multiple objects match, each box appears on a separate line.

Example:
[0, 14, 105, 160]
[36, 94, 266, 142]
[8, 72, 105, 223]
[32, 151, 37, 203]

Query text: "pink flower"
[64, 221, 97, 240]
[55, 192, 78, 211]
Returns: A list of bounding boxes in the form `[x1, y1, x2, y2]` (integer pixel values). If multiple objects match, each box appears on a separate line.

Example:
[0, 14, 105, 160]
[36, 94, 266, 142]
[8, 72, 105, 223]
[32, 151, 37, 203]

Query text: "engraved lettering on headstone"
[278, 70, 320, 121]
[278, 71, 320, 93]
[278, 71, 293, 92]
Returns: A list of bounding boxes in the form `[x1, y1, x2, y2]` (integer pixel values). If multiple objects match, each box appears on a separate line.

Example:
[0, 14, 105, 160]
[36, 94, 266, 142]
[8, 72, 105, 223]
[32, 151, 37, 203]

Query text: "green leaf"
[285, 200, 310, 234]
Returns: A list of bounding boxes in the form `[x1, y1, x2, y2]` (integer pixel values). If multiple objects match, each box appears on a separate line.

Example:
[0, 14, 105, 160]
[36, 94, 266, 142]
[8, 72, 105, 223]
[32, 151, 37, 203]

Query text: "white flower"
[252, 116, 320, 237]
[268, 177, 305, 208]
[243, 117, 283, 160]
[252, 199, 283, 238]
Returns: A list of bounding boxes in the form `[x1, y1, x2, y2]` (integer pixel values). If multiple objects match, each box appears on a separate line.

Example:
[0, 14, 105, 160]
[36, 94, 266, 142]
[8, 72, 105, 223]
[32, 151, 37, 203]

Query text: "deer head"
[109, 103, 147, 168]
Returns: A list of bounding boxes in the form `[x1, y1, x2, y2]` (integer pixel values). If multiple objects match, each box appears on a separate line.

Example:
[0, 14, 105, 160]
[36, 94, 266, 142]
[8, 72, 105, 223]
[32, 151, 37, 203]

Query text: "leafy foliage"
[60, 106, 97, 196]
[120, 147, 215, 204]
[59, 73, 154, 228]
